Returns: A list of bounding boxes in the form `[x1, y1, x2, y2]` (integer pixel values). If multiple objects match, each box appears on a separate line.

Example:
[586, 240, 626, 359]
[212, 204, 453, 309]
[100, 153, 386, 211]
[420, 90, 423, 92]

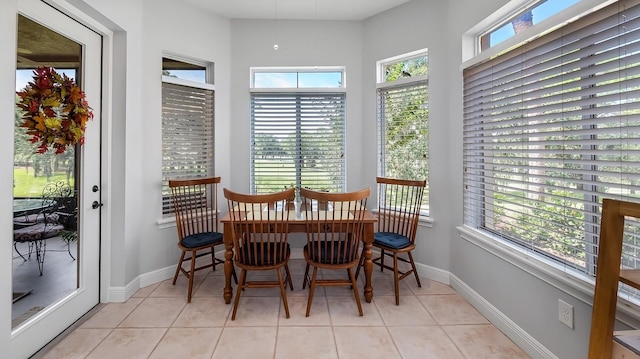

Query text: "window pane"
[162, 57, 206, 83]
[482, 0, 581, 50]
[251, 92, 346, 194]
[298, 72, 343, 88]
[254, 72, 298, 88]
[383, 57, 428, 82]
[253, 70, 344, 88]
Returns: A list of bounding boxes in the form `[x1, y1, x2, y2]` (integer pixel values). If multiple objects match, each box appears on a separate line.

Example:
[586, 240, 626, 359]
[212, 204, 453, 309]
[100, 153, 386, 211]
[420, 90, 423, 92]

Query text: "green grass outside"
[254, 159, 338, 192]
[13, 167, 73, 197]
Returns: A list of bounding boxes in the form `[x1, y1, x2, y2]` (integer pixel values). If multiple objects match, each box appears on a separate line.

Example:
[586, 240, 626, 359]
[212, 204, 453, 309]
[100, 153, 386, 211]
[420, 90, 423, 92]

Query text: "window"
[480, 0, 581, 51]
[377, 51, 429, 212]
[463, 0, 640, 291]
[161, 57, 214, 215]
[250, 68, 346, 194]
[253, 68, 343, 88]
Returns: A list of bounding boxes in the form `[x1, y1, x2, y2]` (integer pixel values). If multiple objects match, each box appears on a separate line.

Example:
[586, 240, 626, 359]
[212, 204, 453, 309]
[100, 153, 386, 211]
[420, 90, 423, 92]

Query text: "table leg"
[223, 222, 233, 304]
[363, 222, 374, 303]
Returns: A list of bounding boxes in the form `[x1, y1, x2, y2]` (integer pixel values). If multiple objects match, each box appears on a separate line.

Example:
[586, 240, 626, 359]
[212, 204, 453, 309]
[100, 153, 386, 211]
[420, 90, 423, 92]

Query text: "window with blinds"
[377, 51, 429, 212]
[161, 79, 214, 215]
[463, 0, 640, 285]
[250, 92, 346, 194]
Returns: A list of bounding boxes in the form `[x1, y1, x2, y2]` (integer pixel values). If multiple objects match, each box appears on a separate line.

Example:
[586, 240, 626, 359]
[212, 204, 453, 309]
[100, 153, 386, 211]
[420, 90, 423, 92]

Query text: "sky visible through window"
[254, 71, 343, 88]
[164, 69, 206, 83]
[490, 0, 580, 47]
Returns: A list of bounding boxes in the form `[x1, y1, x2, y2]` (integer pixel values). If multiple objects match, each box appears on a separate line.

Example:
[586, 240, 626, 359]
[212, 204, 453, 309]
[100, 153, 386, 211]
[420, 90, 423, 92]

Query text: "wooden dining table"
[220, 205, 378, 304]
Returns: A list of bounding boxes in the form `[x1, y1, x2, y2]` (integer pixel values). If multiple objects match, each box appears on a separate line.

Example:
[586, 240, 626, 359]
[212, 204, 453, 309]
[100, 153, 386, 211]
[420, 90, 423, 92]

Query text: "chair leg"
[187, 250, 197, 303]
[173, 250, 186, 285]
[393, 253, 400, 305]
[305, 266, 319, 317]
[355, 247, 365, 279]
[276, 268, 290, 318]
[14, 242, 27, 261]
[34, 239, 46, 276]
[408, 251, 421, 287]
[232, 265, 239, 285]
[232, 269, 247, 320]
[303, 263, 311, 289]
[66, 239, 75, 260]
[27, 241, 35, 259]
[380, 249, 385, 272]
[284, 265, 294, 291]
[348, 267, 363, 316]
[211, 249, 216, 271]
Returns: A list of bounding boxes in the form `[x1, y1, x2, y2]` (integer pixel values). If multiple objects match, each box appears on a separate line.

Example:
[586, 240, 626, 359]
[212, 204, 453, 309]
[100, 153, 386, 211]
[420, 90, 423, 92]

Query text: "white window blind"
[377, 79, 429, 211]
[463, 0, 640, 282]
[251, 92, 346, 194]
[162, 81, 214, 215]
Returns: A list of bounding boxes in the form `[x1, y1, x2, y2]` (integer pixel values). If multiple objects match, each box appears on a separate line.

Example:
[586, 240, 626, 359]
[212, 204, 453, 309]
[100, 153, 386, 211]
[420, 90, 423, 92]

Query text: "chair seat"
[304, 240, 357, 264]
[14, 222, 64, 242]
[374, 232, 412, 249]
[239, 242, 290, 266]
[181, 231, 223, 248]
[14, 212, 59, 226]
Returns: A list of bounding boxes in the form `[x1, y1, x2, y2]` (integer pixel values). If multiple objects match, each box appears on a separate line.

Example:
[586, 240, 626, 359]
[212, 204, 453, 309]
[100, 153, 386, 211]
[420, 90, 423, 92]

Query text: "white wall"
[363, 0, 450, 274]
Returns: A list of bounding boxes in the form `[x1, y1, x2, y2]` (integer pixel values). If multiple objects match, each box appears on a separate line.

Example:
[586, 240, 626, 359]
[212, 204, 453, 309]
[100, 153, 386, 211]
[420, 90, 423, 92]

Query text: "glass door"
[11, 0, 102, 357]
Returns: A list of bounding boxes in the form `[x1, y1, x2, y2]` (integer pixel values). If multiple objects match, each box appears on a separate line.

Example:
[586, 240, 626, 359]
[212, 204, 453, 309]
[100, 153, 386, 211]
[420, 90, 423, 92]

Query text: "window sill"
[157, 216, 176, 230]
[418, 214, 434, 227]
[457, 225, 640, 328]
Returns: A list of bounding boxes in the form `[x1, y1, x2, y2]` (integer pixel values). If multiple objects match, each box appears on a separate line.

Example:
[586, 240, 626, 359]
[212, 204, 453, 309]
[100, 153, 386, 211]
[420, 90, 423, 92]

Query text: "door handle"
[91, 201, 103, 209]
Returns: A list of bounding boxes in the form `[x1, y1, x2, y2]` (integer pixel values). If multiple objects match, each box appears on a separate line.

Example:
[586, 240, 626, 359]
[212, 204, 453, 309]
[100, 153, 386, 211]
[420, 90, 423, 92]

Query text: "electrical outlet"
[558, 299, 574, 329]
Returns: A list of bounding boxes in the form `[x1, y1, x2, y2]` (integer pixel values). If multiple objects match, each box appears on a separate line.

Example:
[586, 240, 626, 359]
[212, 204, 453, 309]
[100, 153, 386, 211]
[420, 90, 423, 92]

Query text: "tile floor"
[38, 250, 530, 359]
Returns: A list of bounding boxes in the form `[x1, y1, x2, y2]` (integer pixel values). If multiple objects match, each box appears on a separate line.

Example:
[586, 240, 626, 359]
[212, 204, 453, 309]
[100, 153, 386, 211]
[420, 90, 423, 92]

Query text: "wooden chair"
[224, 187, 296, 320]
[356, 177, 426, 305]
[300, 187, 370, 317]
[169, 177, 235, 303]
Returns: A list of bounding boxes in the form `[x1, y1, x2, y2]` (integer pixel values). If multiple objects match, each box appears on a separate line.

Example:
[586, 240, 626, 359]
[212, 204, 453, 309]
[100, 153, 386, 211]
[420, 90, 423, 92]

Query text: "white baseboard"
[106, 264, 175, 302]
[449, 274, 558, 359]
[414, 261, 450, 285]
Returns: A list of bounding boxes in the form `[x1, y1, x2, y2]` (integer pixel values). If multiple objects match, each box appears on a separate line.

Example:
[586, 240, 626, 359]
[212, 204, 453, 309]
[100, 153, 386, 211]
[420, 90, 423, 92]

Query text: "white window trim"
[375, 74, 428, 90]
[163, 52, 214, 84]
[161, 75, 215, 91]
[249, 87, 345, 94]
[376, 50, 429, 215]
[461, 0, 616, 67]
[160, 55, 215, 221]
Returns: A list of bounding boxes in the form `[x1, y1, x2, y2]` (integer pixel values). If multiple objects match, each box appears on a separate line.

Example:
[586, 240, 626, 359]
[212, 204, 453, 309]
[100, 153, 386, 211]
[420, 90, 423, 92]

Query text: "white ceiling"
[180, 0, 412, 21]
